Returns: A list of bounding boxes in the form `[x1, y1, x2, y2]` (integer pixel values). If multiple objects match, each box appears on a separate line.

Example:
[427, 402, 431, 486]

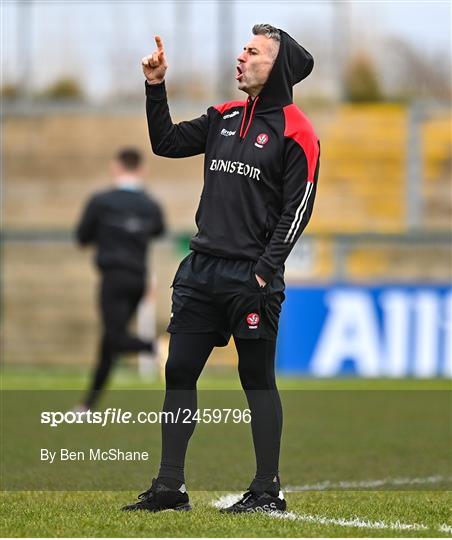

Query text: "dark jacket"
[145, 29, 319, 283]
[76, 187, 165, 275]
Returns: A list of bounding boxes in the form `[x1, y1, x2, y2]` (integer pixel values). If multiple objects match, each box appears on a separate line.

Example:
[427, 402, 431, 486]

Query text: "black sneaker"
[220, 489, 286, 514]
[121, 478, 191, 512]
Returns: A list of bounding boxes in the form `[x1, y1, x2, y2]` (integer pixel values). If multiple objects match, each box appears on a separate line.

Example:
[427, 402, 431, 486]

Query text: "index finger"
[154, 35, 164, 52]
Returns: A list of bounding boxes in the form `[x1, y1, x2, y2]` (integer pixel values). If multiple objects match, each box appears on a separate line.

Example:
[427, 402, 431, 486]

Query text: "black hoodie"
[76, 187, 165, 274]
[145, 29, 319, 283]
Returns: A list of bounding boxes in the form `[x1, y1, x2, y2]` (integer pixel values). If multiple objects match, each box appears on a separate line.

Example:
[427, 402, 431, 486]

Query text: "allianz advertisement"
[276, 285, 452, 377]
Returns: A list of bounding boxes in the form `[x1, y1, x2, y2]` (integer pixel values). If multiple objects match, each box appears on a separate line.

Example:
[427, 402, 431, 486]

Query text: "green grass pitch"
[1, 365, 451, 537]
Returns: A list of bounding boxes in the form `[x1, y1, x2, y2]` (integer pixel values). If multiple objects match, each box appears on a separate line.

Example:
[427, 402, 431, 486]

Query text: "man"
[123, 24, 319, 513]
[75, 148, 165, 410]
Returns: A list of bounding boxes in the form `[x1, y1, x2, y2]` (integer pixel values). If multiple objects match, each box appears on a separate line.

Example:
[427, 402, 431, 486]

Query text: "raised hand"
[142, 35, 168, 84]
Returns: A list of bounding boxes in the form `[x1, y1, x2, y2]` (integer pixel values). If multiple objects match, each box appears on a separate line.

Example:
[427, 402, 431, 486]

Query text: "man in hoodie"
[123, 24, 319, 514]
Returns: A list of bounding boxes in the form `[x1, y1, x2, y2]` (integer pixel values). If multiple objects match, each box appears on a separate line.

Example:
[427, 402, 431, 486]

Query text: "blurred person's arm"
[75, 196, 100, 246]
[142, 36, 209, 158]
[149, 201, 166, 239]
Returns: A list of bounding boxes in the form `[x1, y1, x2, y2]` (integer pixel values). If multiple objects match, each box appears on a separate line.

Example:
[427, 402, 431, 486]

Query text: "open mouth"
[236, 65, 244, 80]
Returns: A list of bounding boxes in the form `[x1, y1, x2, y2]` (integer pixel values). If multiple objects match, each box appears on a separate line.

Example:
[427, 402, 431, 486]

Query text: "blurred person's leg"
[157, 332, 218, 486]
[83, 270, 153, 409]
[84, 334, 116, 409]
[234, 337, 282, 494]
[103, 270, 154, 353]
[83, 272, 121, 409]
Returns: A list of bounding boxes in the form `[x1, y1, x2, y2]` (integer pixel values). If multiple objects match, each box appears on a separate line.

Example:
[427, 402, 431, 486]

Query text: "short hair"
[252, 23, 281, 42]
[115, 148, 143, 171]
[252, 24, 281, 59]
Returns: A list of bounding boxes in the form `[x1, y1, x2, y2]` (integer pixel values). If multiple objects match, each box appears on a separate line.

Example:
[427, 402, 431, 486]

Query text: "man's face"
[236, 34, 279, 97]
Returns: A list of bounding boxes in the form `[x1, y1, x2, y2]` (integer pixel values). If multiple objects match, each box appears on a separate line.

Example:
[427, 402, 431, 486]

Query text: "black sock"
[157, 476, 184, 490]
[249, 474, 280, 495]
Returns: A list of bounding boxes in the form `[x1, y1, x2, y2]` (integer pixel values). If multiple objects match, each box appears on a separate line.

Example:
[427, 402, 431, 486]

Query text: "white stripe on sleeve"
[284, 182, 313, 244]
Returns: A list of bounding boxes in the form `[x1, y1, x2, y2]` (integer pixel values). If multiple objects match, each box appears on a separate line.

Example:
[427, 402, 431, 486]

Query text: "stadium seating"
[3, 103, 450, 365]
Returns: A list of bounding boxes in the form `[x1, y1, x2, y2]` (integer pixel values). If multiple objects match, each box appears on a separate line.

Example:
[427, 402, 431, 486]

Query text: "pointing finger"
[155, 35, 164, 52]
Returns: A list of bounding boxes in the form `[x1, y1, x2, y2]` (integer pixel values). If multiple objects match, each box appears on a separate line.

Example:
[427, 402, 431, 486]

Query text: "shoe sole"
[221, 509, 286, 514]
[153, 503, 192, 513]
[220, 504, 287, 514]
[122, 503, 192, 513]
[173, 503, 192, 512]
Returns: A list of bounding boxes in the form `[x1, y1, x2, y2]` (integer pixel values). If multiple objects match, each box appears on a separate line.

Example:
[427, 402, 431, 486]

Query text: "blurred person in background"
[75, 147, 166, 411]
[123, 24, 319, 514]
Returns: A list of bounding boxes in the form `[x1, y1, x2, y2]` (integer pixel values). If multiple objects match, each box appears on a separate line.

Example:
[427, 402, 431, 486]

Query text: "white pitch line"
[285, 475, 451, 492]
[267, 510, 428, 532]
[212, 494, 242, 509]
[211, 494, 452, 534]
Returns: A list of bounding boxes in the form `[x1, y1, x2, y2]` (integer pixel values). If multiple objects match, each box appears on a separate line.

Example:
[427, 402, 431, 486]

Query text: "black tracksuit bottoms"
[158, 334, 283, 492]
[158, 252, 285, 491]
[85, 268, 153, 408]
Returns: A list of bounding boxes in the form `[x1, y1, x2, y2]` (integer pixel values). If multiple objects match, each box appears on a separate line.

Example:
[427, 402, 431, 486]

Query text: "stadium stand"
[3, 103, 451, 364]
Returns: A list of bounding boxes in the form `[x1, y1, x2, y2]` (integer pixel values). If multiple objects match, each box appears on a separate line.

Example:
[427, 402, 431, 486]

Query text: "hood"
[256, 29, 314, 111]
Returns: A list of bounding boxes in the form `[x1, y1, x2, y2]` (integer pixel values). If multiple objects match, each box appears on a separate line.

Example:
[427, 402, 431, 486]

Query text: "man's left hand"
[255, 274, 267, 288]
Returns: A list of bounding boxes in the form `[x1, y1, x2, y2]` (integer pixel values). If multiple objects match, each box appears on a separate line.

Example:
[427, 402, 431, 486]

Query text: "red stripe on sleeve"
[213, 100, 245, 114]
[283, 104, 319, 183]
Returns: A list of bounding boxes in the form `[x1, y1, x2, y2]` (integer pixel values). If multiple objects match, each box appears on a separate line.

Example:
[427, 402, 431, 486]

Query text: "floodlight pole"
[217, 0, 234, 102]
[175, 1, 191, 80]
[17, 0, 33, 100]
[332, 0, 350, 101]
[406, 102, 424, 229]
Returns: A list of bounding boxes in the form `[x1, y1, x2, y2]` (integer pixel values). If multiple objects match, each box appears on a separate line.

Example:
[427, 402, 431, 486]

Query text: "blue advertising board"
[276, 285, 452, 377]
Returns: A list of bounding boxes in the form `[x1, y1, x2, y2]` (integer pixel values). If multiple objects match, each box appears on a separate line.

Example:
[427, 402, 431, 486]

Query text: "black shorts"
[167, 251, 285, 346]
